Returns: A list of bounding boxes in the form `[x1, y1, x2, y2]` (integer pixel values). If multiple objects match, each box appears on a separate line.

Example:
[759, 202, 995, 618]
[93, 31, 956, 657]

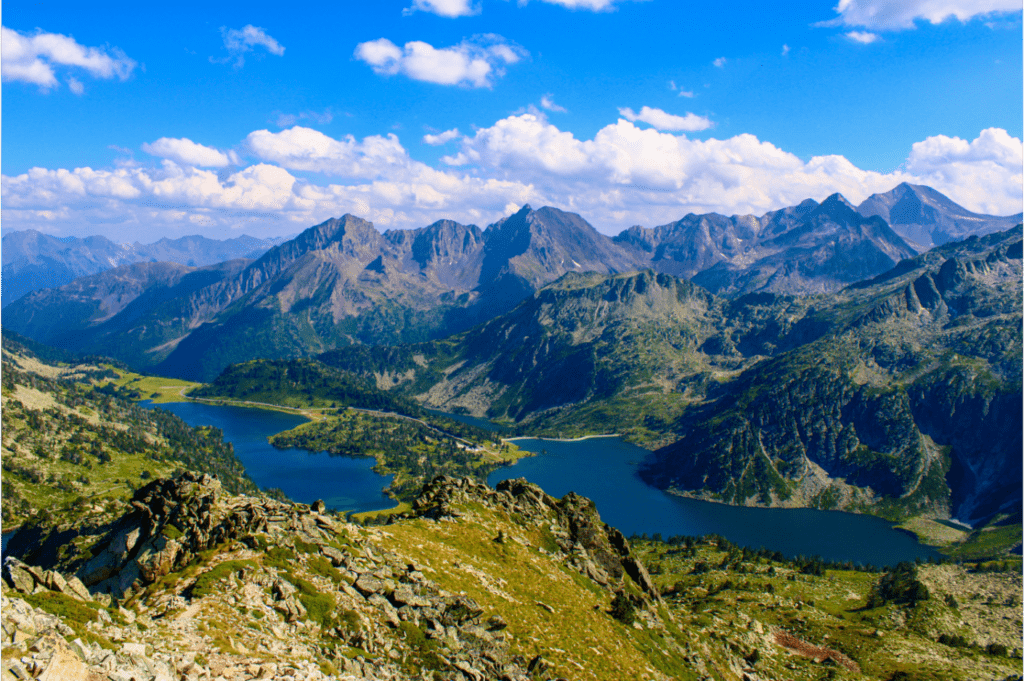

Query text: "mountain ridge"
[3, 184, 1018, 382]
[1, 230, 287, 307]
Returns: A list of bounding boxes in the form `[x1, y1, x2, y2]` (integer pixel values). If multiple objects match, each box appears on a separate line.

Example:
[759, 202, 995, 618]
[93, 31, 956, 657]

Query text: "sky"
[1, 0, 1022, 242]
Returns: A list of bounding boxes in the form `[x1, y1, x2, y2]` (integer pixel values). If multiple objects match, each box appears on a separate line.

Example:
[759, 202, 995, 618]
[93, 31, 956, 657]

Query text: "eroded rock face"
[413, 475, 660, 602]
[2, 557, 92, 603]
[67, 471, 328, 599]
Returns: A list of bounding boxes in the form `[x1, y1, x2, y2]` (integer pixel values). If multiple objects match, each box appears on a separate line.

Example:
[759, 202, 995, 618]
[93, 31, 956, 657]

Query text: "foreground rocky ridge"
[3, 472, 666, 680]
[4, 471, 1022, 681]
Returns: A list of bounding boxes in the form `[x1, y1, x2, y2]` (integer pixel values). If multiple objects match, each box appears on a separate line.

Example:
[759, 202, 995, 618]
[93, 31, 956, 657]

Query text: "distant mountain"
[857, 182, 1022, 250]
[0, 230, 287, 307]
[616, 193, 918, 295]
[2, 207, 646, 380]
[4, 184, 1014, 381]
[1, 259, 252, 371]
[321, 270, 727, 422]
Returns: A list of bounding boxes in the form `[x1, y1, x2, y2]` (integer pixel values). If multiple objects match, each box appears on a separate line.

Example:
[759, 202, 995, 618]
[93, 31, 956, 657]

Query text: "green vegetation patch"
[270, 410, 512, 501]
[192, 560, 257, 598]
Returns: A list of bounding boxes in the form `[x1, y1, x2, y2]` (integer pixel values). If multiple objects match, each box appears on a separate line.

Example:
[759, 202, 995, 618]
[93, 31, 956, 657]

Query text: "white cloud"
[404, 0, 479, 17]
[215, 25, 285, 68]
[713, 57, 727, 68]
[423, 129, 461, 145]
[540, 94, 568, 113]
[618, 106, 712, 132]
[781, 44, 790, 56]
[0, 26, 136, 90]
[142, 138, 234, 168]
[846, 30, 881, 43]
[903, 127, 1023, 215]
[440, 114, 1021, 224]
[2, 119, 1020, 241]
[354, 35, 526, 87]
[826, 0, 1022, 30]
[245, 127, 415, 180]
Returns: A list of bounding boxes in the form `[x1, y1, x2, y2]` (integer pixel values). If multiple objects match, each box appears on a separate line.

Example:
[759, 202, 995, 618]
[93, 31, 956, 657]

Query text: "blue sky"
[2, 0, 1021, 241]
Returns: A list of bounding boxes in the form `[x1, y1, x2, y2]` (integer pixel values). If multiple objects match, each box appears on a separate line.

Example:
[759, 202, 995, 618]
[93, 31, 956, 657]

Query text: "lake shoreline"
[505, 433, 619, 443]
[491, 435, 941, 565]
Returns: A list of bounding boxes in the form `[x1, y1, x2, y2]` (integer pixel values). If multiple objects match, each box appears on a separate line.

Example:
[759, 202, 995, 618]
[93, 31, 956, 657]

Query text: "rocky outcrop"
[74, 472, 265, 598]
[2, 558, 91, 602]
[43, 471, 335, 600]
[413, 475, 660, 602]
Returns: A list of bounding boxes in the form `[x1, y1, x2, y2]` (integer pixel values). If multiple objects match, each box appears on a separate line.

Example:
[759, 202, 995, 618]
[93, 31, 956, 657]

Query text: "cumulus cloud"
[142, 138, 234, 168]
[618, 106, 712, 132]
[440, 114, 1021, 224]
[846, 30, 881, 43]
[540, 94, 568, 113]
[404, 0, 479, 17]
[825, 0, 1021, 30]
[0, 25, 136, 90]
[423, 129, 461, 145]
[713, 57, 727, 68]
[245, 126, 416, 180]
[2, 118, 1020, 240]
[904, 127, 1023, 215]
[354, 35, 526, 87]
[214, 25, 285, 68]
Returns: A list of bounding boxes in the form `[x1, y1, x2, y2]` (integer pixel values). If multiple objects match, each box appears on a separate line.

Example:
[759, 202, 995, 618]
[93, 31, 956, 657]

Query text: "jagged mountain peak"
[810, 192, 858, 220]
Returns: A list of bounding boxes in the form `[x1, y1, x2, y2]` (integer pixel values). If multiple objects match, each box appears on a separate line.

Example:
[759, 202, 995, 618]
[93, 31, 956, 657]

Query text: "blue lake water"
[489, 436, 940, 566]
[141, 401, 938, 565]
[140, 401, 396, 514]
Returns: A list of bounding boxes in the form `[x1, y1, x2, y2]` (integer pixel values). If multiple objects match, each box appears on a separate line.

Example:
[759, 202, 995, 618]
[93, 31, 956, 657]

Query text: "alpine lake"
[142, 401, 940, 566]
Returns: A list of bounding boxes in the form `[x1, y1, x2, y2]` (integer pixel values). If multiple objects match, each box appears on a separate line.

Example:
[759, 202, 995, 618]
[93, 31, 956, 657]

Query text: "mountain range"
[0, 230, 288, 307]
[255, 224, 1022, 525]
[4, 183, 1018, 382]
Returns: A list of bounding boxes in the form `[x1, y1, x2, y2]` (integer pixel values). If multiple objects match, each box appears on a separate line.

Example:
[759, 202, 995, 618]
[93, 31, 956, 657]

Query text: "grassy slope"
[0, 345, 258, 528]
[633, 538, 1022, 681]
